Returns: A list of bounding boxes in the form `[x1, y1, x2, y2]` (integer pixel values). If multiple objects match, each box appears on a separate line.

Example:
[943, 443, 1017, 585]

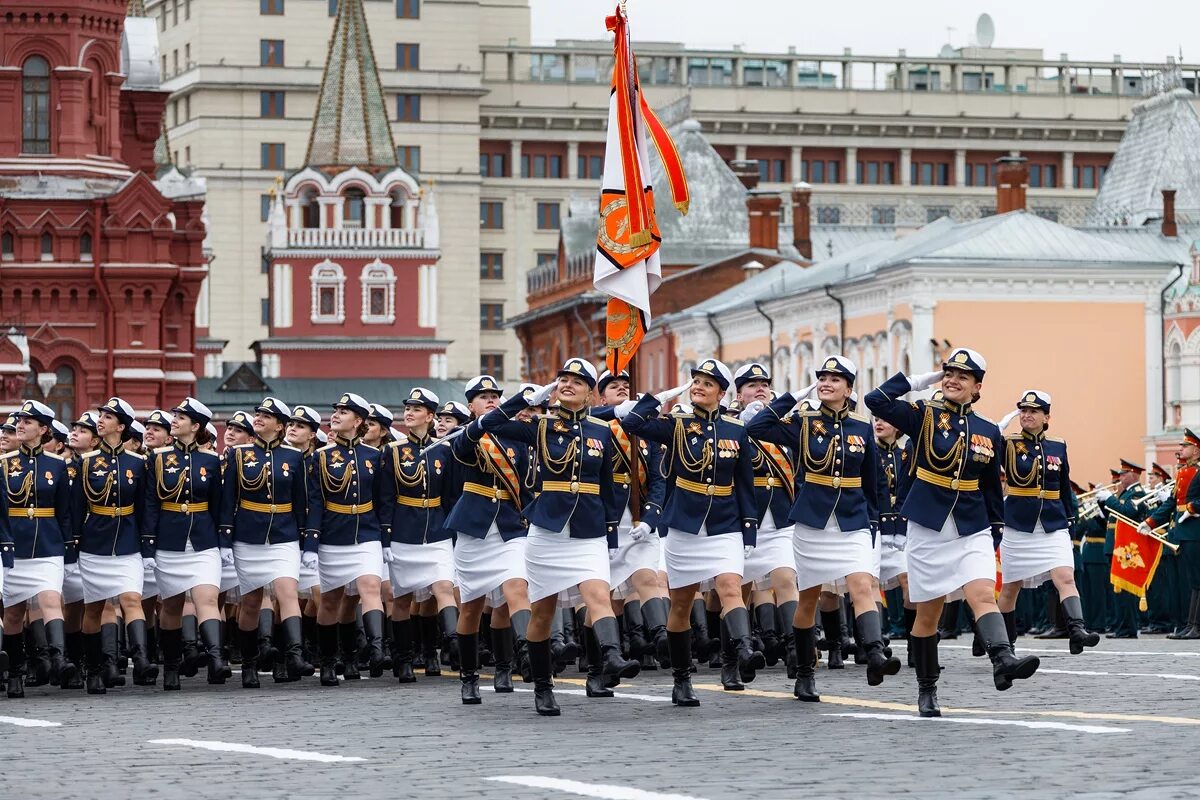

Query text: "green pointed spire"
[305, 0, 397, 168]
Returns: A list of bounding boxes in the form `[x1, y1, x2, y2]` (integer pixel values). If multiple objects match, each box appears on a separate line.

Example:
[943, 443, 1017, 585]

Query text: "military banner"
[1110, 516, 1164, 611]
[593, 4, 689, 375]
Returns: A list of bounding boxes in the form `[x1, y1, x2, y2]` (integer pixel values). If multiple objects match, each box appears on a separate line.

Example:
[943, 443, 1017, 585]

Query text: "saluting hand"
[528, 381, 557, 408]
[654, 381, 692, 405]
[739, 400, 765, 422]
[907, 371, 943, 391]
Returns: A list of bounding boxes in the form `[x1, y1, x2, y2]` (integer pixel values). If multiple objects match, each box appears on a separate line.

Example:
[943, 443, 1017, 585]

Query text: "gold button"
[832, 477, 841, 488]
[269, 504, 278, 513]
[1037, 490, 1045, 499]
[351, 504, 358, 513]
[706, 485, 715, 496]
[181, 503, 189, 513]
[570, 481, 579, 494]
[26, 507, 34, 518]
[766, 477, 775, 487]
[950, 479, 959, 490]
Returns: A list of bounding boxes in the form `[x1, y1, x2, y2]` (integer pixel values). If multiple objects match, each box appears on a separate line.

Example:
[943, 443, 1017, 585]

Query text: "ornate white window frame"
[310, 259, 345, 324]
[360, 258, 396, 324]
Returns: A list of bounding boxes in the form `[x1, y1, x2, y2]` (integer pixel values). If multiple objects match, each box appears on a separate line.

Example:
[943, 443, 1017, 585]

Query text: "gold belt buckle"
[950, 479, 960, 490]
[26, 507, 34, 518]
[832, 477, 841, 489]
[493, 489, 501, 502]
[269, 504, 278, 513]
[569, 481, 579, 494]
[706, 484, 715, 496]
[181, 502, 189, 514]
[767, 477, 775, 488]
[351, 503, 358, 514]
[1037, 490, 1045, 500]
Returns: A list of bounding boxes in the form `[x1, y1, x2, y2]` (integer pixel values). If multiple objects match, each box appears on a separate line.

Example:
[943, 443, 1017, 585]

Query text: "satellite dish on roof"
[939, 44, 956, 59]
[976, 13, 995, 48]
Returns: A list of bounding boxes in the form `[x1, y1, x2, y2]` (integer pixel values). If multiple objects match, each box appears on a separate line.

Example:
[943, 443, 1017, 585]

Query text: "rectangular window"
[926, 206, 950, 223]
[318, 287, 336, 317]
[260, 195, 272, 222]
[396, 43, 419, 71]
[260, 91, 285, 119]
[536, 252, 556, 267]
[260, 0, 284, 14]
[328, 0, 338, 15]
[479, 201, 503, 229]
[369, 287, 387, 317]
[816, 206, 840, 224]
[480, 252, 504, 280]
[577, 154, 604, 179]
[1076, 166, 1096, 189]
[396, 0, 419, 18]
[480, 354, 505, 380]
[870, 206, 896, 225]
[1029, 164, 1041, 188]
[480, 303, 504, 330]
[1044, 164, 1058, 188]
[912, 161, 950, 186]
[261, 298, 271, 325]
[396, 94, 420, 121]
[260, 142, 285, 169]
[184, 145, 191, 164]
[809, 161, 824, 183]
[397, 145, 420, 175]
[479, 153, 507, 177]
[260, 39, 284, 67]
[536, 202, 560, 230]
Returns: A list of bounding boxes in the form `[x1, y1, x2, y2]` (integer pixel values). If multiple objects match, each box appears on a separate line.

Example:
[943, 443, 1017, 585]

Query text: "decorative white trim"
[113, 368, 166, 379]
[261, 353, 281, 379]
[256, 339, 450, 352]
[164, 371, 197, 382]
[310, 259, 345, 325]
[360, 259, 396, 324]
[272, 262, 293, 328]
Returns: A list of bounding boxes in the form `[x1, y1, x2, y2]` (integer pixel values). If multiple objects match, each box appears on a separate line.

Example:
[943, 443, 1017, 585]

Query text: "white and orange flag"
[593, 4, 689, 375]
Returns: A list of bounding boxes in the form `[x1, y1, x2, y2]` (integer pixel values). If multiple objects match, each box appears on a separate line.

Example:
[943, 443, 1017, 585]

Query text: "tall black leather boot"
[549, 609, 569, 673]
[160, 627, 183, 691]
[755, 603, 782, 666]
[792, 626, 819, 702]
[856, 610, 901, 687]
[593, 616, 640, 684]
[820, 609, 844, 669]
[1002, 610, 1018, 649]
[528, 638, 560, 716]
[977, 611, 1040, 691]
[668, 630, 699, 707]
[583, 625, 611, 697]
[301, 614, 319, 669]
[100, 623, 126, 687]
[718, 617, 743, 690]
[510, 609, 532, 684]
[239, 626, 260, 688]
[63, 629, 84, 689]
[26, 619, 49, 686]
[392, 618, 415, 683]
[200, 619, 232, 684]
[688, 600, 710, 660]
[458, 631, 481, 704]
[491, 625, 514, 692]
[704, 607, 723, 666]
[84, 632, 105, 695]
[1168, 590, 1200, 639]
[641, 597, 670, 664]
[256, 608, 277, 669]
[277, 616, 310, 681]
[126, 619, 159, 686]
[318, 623, 339, 687]
[559, 608, 581, 664]
[939, 599, 962, 639]
[438, 606, 460, 671]
[180, 614, 202, 678]
[848, 598, 867, 665]
[573, 608, 589, 673]
[1062, 595, 1100, 654]
[45, 619, 76, 689]
[1036, 586, 1068, 639]
[912, 634, 942, 717]
[271, 623, 289, 683]
[339, 622, 361, 680]
[362, 610, 387, 678]
[779, 600, 798, 679]
[418, 615, 440, 676]
[5, 631, 25, 698]
[903, 607, 918, 668]
[725, 607, 766, 684]
[625, 601, 649, 657]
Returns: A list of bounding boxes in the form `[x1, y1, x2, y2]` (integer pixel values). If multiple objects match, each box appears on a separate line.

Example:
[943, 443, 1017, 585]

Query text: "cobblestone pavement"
[3, 636, 1199, 800]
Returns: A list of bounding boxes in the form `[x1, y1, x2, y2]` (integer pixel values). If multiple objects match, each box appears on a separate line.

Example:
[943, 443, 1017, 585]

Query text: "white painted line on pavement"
[487, 775, 708, 800]
[148, 738, 365, 763]
[823, 712, 1129, 734]
[936, 644, 1200, 657]
[1039, 667, 1200, 681]
[480, 685, 672, 702]
[0, 715, 61, 728]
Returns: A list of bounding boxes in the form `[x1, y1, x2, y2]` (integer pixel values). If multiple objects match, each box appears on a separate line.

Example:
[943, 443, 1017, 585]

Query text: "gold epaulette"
[724, 417, 744, 426]
[849, 411, 869, 423]
[1045, 436, 1066, 444]
[1004, 433, 1023, 441]
[358, 442, 379, 451]
[586, 416, 606, 426]
[154, 445, 174, 454]
[125, 451, 146, 460]
[281, 444, 302, 452]
[316, 443, 336, 452]
[43, 451, 65, 461]
[80, 450, 100, 458]
[232, 443, 255, 449]
[925, 398, 945, 410]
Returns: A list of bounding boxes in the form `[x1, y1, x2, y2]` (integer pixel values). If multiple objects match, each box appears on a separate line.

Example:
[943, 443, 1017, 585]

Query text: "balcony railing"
[286, 227, 425, 249]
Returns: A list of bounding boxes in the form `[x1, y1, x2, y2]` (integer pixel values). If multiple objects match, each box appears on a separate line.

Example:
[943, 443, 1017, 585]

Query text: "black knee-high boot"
[510, 609, 532, 684]
[641, 597, 670, 664]
[339, 621, 361, 680]
[903, 607, 918, 668]
[491, 625, 514, 692]
[912, 634, 941, 717]
[318, 623, 339, 687]
[593, 616, 639, 684]
[754, 603, 781, 666]
[301, 614, 319, 668]
[977, 611, 1040, 691]
[160, 627, 183, 691]
[45, 619, 76, 689]
[779, 600, 798, 679]
[548, 609, 568, 673]
[239, 627, 260, 688]
[669, 630, 699, 706]
[855, 610, 900, 687]
[820, 609, 844, 669]
[100, 623, 125, 687]
[458, 631, 481, 704]
[1002, 610, 1018, 649]
[573, 608, 589, 673]
[277, 616, 309, 681]
[704, 607, 723, 666]
[939, 599, 962, 639]
[718, 616, 742, 690]
[438, 606, 460, 671]
[362, 610, 386, 678]
[528, 638, 560, 716]
[5, 631, 25, 698]
[624, 601, 648, 657]
[257, 608, 277, 669]
[792, 626, 819, 702]
[559, 607, 581, 662]
[724, 607, 766, 684]
[26, 619, 49, 686]
[84, 631, 105, 695]
[1062, 595, 1100, 654]
[201, 619, 230, 685]
[392, 618, 415, 683]
[63, 629, 84, 689]
[419, 615, 440, 676]
[583, 625, 610, 697]
[180, 614, 202, 677]
[126, 619, 159, 686]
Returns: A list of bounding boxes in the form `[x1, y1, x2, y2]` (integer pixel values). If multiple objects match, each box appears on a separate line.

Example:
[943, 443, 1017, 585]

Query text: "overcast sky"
[529, 0, 1194, 65]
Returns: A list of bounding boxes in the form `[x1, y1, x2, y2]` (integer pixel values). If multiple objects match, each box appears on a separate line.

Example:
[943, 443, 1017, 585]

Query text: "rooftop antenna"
[975, 13, 995, 49]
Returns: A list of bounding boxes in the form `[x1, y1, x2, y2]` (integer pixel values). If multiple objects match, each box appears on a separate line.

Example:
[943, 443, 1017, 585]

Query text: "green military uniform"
[1149, 433, 1200, 639]
[1077, 511, 1110, 632]
[1102, 462, 1147, 638]
[1143, 465, 1182, 633]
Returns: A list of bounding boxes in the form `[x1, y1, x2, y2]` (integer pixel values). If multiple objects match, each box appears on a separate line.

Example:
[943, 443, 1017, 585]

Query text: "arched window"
[390, 191, 410, 229]
[301, 188, 320, 229]
[343, 188, 366, 228]
[79, 232, 93, 262]
[310, 259, 345, 324]
[40, 232, 53, 261]
[1, 232, 13, 261]
[47, 364, 76, 421]
[22, 56, 51, 154]
[360, 259, 396, 324]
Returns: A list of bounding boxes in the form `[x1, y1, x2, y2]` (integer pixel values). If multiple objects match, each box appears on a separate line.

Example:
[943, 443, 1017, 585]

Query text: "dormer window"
[40, 232, 53, 261]
[79, 232, 93, 262]
[1, 233, 13, 262]
[310, 259, 345, 323]
[344, 188, 366, 228]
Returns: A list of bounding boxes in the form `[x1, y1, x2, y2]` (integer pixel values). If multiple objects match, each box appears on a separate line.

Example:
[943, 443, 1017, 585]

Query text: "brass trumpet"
[1076, 481, 1119, 501]
[1132, 480, 1174, 507]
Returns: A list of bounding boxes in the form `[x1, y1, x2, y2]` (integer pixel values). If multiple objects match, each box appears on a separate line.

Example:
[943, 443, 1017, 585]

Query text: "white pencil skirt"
[319, 542, 384, 594]
[879, 535, 909, 590]
[220, 557, 241, 596]
[793, 517, 875, 592]
[233, 542, 300, 593]
[78, 552, 143, 603]
[743, 510, 796, 588]
[61, 562, 85, 605]
[389, 540, 455, 598]
[142, 559, 160, 599]
[525, 524, 610, 604]
[1000, 523, 1073, 589]
[609, 523, 663, 592]
[906, 518, 996, 603]
[298, 560, 321, 593]
[455, 525, 527, 605]
[155, 544, 221, 599]
[664, 527, 743, 590]
[3, 556, 63, 606]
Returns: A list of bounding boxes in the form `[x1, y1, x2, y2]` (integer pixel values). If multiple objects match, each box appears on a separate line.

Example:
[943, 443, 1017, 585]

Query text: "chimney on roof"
[1162, 188, 1178, 237]
[746, 189, 781, 252]
[742, 259, 765, 281]
[994, 156, 1029, 214]
[791, 182, 813, 260]
[730, 159, 760, 190]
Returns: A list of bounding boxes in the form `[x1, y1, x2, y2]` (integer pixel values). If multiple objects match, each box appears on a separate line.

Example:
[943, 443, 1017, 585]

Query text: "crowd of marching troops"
[0, 347, 1196, 716]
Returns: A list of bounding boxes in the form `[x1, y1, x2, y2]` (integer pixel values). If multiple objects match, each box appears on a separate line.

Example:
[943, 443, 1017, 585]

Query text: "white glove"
[654, 382, 692, 405]
[739, 400, 766, 422]
[219, 548, 234, 567]
[609, 548, 619, 562]
[1095, 488, 1114, 503]
[528, 381, 557, 408]
[1157, 485, 1173, 502]
[613, 399, 639, 420]
[301, 551, 319, 570]
[629, 522, 653, 543]
[382, 547, 395, 564]
[142, 557, 156, 571]
[743, 545, 755, 559]
[1137, 521, 1152, 535]
[998, 410, 1019, 430]
[907, 371, 943, 391]
[1179, 510, 1196, 523]
[794, 382, 817, 403]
